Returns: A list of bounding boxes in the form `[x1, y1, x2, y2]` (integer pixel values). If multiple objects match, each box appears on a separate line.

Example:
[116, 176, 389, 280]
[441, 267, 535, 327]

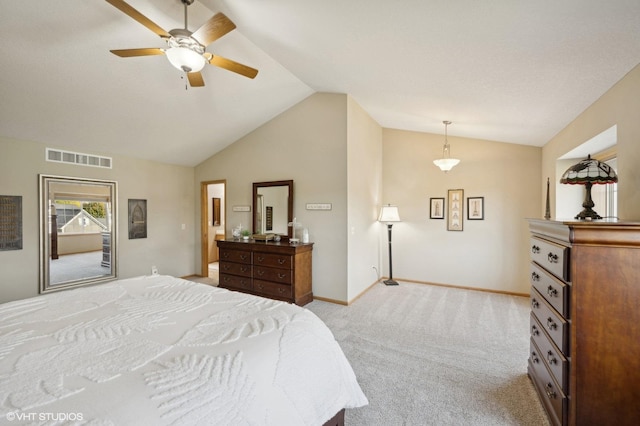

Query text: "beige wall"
[0, 137, 196, 303]
[542, 63, 640, 220]
[382, 128, 541, 294]
[346, 97, 383, 300]
[194, 93, 351, 301]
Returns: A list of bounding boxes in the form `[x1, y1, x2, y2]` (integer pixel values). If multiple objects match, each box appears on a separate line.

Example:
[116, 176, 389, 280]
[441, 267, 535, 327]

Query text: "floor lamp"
[378, 204, 401, 286]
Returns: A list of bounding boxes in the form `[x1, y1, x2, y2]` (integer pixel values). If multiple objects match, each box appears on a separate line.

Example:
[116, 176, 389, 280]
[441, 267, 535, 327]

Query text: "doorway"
[200, 180, 226, 282]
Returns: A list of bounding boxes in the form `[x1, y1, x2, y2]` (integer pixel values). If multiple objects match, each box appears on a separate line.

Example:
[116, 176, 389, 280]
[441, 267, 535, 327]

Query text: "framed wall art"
[212, 197, 221, 226]
[447, 189, 464, 231]
[430, 197, 445, 219]
[128, 199, 147, 239]
[468, 197, 484, 220]
[0, 195, 22, 251]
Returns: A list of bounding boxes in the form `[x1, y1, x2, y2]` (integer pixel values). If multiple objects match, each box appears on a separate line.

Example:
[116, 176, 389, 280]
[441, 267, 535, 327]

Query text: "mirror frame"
[39, 174, 118, 293]
[253, 180, 293, 238]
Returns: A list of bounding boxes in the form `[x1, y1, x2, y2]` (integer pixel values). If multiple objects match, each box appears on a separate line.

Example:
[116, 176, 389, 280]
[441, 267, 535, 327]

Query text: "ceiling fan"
[106, 0, 258, 87]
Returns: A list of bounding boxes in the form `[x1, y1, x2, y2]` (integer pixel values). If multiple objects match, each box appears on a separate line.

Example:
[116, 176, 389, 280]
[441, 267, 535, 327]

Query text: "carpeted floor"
[306, 281, 550, 426]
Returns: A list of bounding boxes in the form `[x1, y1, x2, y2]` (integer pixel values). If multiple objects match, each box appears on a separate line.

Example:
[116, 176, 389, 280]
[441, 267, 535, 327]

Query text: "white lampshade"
[378, 205, 401, 222]
[165, 47, 206, 73]
[433, 157, 461, 172]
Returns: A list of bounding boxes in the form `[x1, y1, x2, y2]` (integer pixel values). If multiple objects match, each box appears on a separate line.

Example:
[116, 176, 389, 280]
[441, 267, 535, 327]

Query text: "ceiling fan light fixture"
[165, 46, 206, 72]
[165, 31, 206, 73]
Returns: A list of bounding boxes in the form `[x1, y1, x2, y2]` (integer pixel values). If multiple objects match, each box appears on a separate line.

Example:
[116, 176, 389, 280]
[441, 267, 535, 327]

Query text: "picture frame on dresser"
[429, 197, 445, 219]
[447, 189, 464, 231]
[467, 197, 484, 220]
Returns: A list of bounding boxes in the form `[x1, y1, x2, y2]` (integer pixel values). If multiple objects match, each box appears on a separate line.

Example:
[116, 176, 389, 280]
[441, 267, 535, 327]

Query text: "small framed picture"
[430, 198, 445, 219]
[128, 199, 147, 239]
[467, 197, 484, 220]
[447, 189, 464, 231]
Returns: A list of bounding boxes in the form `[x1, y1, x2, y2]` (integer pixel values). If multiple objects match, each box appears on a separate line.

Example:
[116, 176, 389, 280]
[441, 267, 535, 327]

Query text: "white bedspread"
[0, 276, 367, 425]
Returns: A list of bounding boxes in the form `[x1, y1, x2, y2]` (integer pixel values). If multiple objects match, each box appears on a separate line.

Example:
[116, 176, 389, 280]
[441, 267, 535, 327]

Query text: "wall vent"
[46, 148, 112, 169]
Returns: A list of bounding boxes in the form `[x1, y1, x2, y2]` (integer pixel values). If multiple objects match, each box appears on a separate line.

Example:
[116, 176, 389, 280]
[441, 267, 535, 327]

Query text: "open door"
[200, 180, 226, 277]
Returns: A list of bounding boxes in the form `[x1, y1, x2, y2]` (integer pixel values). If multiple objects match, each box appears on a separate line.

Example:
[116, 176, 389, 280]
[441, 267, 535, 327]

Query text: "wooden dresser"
[217, 239, 313, 306]
[527, 219, 640, 426]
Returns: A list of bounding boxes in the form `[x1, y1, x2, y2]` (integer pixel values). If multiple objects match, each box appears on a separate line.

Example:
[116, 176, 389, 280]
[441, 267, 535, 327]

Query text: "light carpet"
[306, 281, 550, 426]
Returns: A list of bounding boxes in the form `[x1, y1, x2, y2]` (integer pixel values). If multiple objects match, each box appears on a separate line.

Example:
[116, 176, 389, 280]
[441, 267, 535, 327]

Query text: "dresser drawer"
[529, 339, 567, 426]
[530, 287, 569, 354]
[220, 249, 251, 264]
[530, 313, 569, 393]
[219, 261, 252, 277]
[254, 252, 292, 269]
[530, 237, 570, 282]
[254, 279, 292, 299]
[530, 263, 570, 318]
[254, 266, 292, 284]
[219, 273, 252, 291]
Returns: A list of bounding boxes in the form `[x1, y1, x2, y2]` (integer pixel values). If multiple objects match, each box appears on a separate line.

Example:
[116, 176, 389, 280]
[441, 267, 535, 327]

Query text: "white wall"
[382, 128, 541, 294]
[0, 137, 196, 303]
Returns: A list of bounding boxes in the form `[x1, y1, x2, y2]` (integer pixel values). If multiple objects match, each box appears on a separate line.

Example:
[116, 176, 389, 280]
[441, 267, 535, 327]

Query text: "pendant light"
[433, 120, 460, 172]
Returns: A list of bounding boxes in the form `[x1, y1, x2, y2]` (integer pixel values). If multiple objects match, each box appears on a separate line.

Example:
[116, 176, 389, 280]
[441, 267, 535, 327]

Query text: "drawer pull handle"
[223, 265, 231, 271]
[531, 272, 540, 282]
[278, 273, 287, 279]
[256, 283, 263, 290]
[531, 245, 540, 254]
[257, 270, 264, 276]
[278, 288, 286, 294]
[241, 267, 249, 273]
[278, 258, 286, 265]
[546, 317, 558, 331]
[547, 286, 558, 298]
[531, 325, 539, 336]
[546, 351, 558, 365]
[531, 298, 539, 309]
[547, 252, 559, 263]
[545, 383, 557, 399]
[531, 350, 540, 364]
[257, 256, 264, 262]
[223, 276, 231, 282]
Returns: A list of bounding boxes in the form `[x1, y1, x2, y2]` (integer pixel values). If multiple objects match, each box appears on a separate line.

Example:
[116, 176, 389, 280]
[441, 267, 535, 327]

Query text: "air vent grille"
[46, 148, 112, 169]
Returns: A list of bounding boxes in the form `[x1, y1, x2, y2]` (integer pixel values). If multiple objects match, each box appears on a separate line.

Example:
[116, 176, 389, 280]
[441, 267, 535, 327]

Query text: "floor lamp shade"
[379, 205, 401, 286]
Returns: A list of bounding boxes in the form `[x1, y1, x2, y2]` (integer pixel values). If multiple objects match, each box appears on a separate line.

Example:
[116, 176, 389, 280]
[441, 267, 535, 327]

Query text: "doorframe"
[200, 179, 226, 277]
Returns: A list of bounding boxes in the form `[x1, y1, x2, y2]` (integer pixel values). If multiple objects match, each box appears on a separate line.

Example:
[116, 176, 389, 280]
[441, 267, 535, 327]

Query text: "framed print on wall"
[430, 197, 445, 219]
[447, 189, 464, 231]
[468, 197, 484, 220]
[128, 199, 147, 239]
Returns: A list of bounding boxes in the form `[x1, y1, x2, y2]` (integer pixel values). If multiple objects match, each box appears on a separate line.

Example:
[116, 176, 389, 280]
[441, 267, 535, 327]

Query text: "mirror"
[39, 175, 117, 293]
[253, 180, 293, 238]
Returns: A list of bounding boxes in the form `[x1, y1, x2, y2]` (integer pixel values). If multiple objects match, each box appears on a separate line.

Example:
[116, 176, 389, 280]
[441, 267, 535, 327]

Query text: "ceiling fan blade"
[187, 72, 205, 87]
[110, 48, 165, 57]
[192, 13, 236, 47]
[209, 55, 258, 79]
[106, 0, 171, 38]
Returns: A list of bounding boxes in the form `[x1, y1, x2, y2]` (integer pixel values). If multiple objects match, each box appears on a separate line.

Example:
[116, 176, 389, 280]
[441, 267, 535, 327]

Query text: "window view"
[591, 157, 618, 219]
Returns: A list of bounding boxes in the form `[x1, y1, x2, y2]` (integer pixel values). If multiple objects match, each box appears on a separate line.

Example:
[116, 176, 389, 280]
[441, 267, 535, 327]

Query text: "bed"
[0, 275, 367, 425]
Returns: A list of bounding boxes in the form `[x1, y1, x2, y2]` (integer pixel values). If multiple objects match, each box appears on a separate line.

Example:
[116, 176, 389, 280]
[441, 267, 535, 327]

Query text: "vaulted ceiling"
[1, 0, 639, 166]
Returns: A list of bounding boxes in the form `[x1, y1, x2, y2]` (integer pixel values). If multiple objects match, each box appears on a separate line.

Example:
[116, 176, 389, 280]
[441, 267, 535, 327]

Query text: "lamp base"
[383, 279, 399, 286]
[575, 208, 602, 220]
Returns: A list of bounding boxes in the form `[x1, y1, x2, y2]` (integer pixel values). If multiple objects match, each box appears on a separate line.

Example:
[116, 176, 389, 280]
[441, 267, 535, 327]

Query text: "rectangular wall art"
[128, 199, 147, 239]
[0, 195, 22, 250]
[430, 197, 445, 219]
[447, 189, 464, 231]
[468, 197, 484, 220]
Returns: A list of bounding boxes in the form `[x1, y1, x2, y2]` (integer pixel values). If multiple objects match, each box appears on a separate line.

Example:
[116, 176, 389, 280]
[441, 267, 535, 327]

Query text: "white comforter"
[0, 276, 367, 425]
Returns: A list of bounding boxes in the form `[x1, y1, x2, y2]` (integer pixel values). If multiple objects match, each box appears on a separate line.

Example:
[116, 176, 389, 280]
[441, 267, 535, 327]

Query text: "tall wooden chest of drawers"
[217, 239, 313, 306]
[527, 219, 640, 426]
